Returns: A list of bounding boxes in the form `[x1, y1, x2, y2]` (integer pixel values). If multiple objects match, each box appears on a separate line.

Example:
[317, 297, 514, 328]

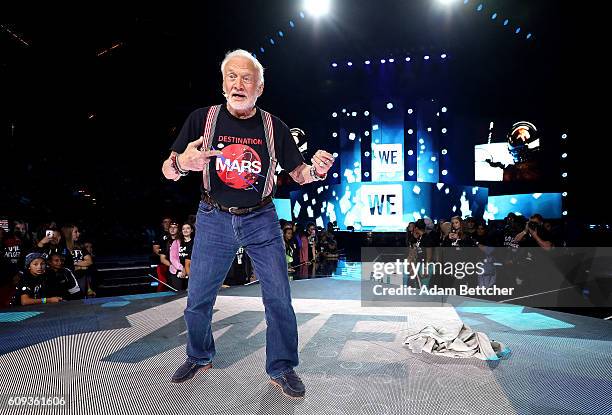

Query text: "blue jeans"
[184, 200, 299, 378]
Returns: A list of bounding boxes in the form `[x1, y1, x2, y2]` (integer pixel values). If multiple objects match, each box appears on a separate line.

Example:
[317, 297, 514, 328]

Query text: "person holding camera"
[512, 214, 553, 250]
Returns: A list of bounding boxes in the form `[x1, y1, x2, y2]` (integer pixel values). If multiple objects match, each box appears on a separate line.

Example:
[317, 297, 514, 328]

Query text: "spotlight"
[364, 110, 370, 116]
[420, 145, 426, 150]
[424, 55, 430, 60]
[476, 4, 483, 11]
[333, 173, 338, 178]
[365, 60, 371, 65]
[407, 108, 413, 114]
[364, 172, 370, 178]
[408, 150, 414, 156]
[389, 58, 395, 63]
[419, 138, 424, 144]
[351, 111, 357, 116]
[562, 192, 568, 197]
[441, 106, 447, 112]
[270, 38, 275, 45]
[503, 19, 509, 26]
[408, 170, 415, 176]
[442, 170, 448, 176]
[303, 0, 331, 17]
[260, 47, 265, 53]
[408, 129, 414, 135]
[441, 149, 448, 155]
[373, 124, 379, 130]
[300, 11, 305, 18]
[289, 20, 295, 28]
[347, 61, 353, 66]
[562, 133, 567, 139]
[364, 151, 370, 157]
[349, 132, 356, 140]
[405, 57, 411, 62]
[515, 27, 521, 34]
[341, 108, 346, 113]
[380, 59, 386, 64]
[427, 127, 432, 132]
[526, 33, 532, 40]
[332, 112, 337, 117]
[332, 132, 338, 137]
[387, 102, 394, 109]
[333, 152, 338, 157]
[491, 13, 497, 20]
[431, 156, 437, 162]
[441, 53, 447, 59]
[561, 153, 567, 158]
[364, 131, 370, 137]
[441, 128, 447, 134]
[428, 168, 434, 174]
[562, 172, 568, 178]
[331, 62, 337, 67]
[278, 31, 284, 37]
[562, 211, 568, 216]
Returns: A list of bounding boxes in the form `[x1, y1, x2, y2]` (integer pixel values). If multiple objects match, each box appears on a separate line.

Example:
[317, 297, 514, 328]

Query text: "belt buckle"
[228, 206, 239, 215]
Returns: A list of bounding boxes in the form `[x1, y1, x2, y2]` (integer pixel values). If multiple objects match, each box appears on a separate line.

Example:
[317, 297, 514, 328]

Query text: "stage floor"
[1, 271, 611, 415]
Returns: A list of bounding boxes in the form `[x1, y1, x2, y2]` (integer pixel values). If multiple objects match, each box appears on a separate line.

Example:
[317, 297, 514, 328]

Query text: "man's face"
[49, 255, 64, 271]
[162, 218, 171, 232]
[15, 223, 26, 236]
[30, 258, 46, 276]
[223, 57, 263, 112]
[72, 227, 80, 242]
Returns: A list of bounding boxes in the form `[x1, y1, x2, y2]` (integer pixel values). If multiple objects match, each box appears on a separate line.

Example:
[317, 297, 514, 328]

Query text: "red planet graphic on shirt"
[215, 144, 263, 190]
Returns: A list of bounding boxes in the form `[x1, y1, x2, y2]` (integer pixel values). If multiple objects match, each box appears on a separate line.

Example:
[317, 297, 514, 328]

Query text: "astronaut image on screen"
[482, 121, 542, 181]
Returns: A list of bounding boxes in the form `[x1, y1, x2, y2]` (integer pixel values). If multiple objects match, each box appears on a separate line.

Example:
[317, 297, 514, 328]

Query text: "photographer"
[512, 214, 553, 250]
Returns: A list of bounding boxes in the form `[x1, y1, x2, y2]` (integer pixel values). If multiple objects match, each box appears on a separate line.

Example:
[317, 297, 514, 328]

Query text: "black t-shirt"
[170, 105, 304, 207]
[17, 270, 78, 303]
[178, 239, 193, 267]
[3, 235, 23, 265]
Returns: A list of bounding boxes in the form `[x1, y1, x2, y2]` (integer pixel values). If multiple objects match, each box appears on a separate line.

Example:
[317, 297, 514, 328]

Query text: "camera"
[527, 221, 540, 231]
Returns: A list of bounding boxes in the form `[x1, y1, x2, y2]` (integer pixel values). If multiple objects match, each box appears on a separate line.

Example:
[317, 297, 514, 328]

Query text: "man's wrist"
[310, 165, 327, 181]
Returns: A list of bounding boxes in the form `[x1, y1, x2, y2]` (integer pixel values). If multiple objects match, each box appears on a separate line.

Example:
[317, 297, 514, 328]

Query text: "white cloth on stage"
[404, 323, 508, 360]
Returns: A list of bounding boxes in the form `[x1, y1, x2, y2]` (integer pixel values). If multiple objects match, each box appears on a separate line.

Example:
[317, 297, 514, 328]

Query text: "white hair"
[220, 49, 264, 86]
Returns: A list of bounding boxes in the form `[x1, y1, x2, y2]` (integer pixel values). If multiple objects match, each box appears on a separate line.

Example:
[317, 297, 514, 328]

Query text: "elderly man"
[162, 49, 334, 398]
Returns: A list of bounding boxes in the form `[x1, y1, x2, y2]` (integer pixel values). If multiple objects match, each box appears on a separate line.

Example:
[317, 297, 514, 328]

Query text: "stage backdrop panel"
[290, 182, 488, 232]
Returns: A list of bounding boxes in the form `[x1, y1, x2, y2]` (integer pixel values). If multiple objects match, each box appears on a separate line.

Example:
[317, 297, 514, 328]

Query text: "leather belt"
[201, 192, 273, 215]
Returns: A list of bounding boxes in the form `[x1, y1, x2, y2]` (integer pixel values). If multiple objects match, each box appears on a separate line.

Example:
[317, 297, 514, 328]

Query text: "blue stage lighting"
[562, 133, 567, 139]
[260, 47, 265, 53]
[333, 173, 338, 178]
[442, 170, 448, 176]
[380, 59, 386, 64]
[441, 149, 448, 155]
[515, 27, 521, 34]
[424, 55, 430, 60]
[408, 129, 414, 135]
[278, 31, 284, 37]
[476, 4, 483, 11]
[419, 138, 424, 144]
[270, 38, 275, 45]
[364, 131, 370, 137]
[289, 20, 295, 28]
[300, 11, 305, 18]
[408, 150, 414, 156]
[351, 111, 357, 116]
[491, 13, 497, 20]
[347, 61, 353, 66]
[562, 192, 567, 197]
[561, 153, 567, 158]
[562, 211, 568, 216]
[562, 172, 568, 178]
[427, 127, 432, 132]
[389, 58, 395, 63]
[405, 57, 411, 62]
[441, 106, 447, 112]
[441, 53, 447, 59]
[408, 170, 415, 176]
[503, 19, 509, 26]
[364, 151, 370, 157]
[332, 112, 337, 117]
[364, 110, 370, 116]
[442, 128, 447, 134]
[332, 132, 337, 137]
[526, 33, 532, 40]
[331, 62, 337, 67]
[431, 156, 437, 162]
[387, 102, 394, 109]
[365, 60, 371, 65]
[407, 108, 413, 114]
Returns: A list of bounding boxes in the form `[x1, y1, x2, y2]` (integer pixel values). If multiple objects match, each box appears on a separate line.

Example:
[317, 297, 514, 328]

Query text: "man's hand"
[47, 297, 63, 303]
[311, 150, 335, 176]
[178, 136, 223, 172]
